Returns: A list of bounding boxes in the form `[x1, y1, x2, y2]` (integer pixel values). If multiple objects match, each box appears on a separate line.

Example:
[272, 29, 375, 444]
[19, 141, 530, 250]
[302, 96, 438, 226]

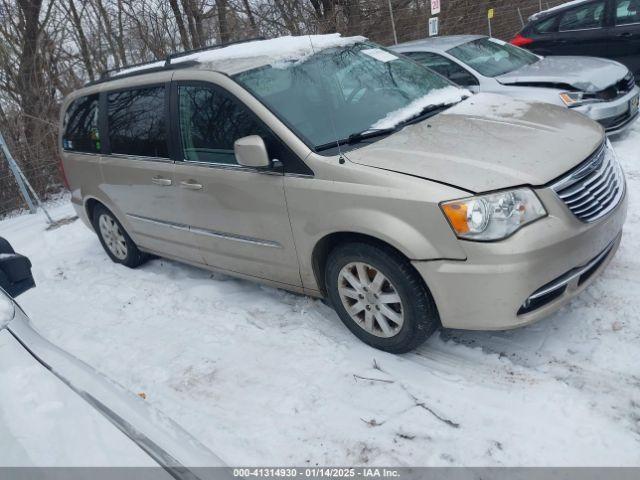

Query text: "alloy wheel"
[337, 262, 404, 338]
[98, 214, 128, 260]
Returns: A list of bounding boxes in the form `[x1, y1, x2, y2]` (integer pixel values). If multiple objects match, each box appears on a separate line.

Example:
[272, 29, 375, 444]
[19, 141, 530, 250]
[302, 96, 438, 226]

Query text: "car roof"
[528, 0, 591, 22]
[392, 35, 485, 53]
[94, 34, 366, 85]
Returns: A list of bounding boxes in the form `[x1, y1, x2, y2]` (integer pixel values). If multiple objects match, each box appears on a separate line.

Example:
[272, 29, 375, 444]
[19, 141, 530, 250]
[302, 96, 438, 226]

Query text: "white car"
[0, 249, 227, 475]
[391, 35, 640, 135]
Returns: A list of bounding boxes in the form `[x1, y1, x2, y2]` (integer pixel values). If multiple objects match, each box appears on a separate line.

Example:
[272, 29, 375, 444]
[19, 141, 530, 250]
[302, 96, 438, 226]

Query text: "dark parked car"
[0, 237, 35, 297]
[512, 0, 640, 78]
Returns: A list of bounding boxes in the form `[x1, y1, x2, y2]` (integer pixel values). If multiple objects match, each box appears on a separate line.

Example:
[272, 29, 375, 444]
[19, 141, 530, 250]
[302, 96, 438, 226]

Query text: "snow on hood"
[371, 86, 471, 129]
[115, 34, 366, 77]
[497, 56, 629, 93]
[346, 93, 604, 192]
[0, 292, 15, 328]
[529, 0, 589, 21]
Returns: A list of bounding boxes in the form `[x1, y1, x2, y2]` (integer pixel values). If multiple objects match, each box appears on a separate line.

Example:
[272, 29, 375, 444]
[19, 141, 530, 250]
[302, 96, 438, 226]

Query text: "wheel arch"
[84, 197, 101, 228]
[311, 232, 418, 296]
[83, 197, 131, 236]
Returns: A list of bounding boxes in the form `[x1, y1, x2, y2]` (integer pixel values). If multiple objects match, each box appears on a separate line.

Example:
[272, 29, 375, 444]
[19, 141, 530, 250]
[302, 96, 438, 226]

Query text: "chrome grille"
[551, 143, 625, 223]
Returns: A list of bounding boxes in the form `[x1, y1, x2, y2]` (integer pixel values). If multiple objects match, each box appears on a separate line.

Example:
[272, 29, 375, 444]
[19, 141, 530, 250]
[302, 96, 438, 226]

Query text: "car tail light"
[511, 34, 533, 47]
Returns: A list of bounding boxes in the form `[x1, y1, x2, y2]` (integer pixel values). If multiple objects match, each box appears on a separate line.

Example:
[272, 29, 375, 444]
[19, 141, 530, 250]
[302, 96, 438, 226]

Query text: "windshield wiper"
[314, 128, 396, 152]
[400, 102, 460, 127]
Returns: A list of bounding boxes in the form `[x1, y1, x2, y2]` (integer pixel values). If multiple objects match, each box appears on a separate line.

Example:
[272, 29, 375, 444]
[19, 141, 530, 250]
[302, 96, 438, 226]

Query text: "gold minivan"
[60, 35, 627, 353]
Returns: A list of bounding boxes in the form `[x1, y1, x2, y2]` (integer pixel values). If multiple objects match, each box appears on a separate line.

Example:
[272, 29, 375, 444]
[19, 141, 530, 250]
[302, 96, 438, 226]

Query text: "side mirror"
[0, 237, 35, 298]
[234, 135, 270, 168]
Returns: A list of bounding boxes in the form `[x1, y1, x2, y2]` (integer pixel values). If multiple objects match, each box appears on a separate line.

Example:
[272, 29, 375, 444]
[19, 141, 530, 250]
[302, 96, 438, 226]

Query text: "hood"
[345, 93, 604, 193]
[496, 56, 628, 93]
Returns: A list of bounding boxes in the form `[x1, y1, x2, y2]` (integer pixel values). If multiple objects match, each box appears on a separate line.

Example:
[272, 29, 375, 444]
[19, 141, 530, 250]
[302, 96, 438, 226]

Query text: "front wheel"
[92, 205, 148, 268]
[325, 242, 440, 353]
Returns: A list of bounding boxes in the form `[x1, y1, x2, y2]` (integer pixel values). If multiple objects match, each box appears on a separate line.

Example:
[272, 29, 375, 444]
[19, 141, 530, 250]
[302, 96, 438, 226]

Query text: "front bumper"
[574, 86, 639, 135]
[413, 187, 627, 330]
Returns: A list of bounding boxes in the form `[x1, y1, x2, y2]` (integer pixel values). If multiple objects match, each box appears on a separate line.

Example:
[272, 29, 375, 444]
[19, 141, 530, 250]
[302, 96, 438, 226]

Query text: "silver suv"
[59, 35, 627, 353]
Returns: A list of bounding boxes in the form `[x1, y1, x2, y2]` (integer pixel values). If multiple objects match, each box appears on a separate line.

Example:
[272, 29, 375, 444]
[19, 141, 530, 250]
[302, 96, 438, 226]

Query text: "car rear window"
[62, 94, 100, 153]
[616, 0, 640, 25]
[559, 1, 606, 31]
[107, 86, 168, 158]
[533, 16, 558, 33]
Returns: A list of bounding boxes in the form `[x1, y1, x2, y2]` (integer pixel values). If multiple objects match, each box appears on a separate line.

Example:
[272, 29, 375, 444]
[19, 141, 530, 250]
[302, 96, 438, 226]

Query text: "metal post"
[0, 131, 36, 214]
[19, 168, 54, 225]
[488, 17, 492, 37]
[387, 0, 398, 45]
[539, 0, 543, 11]
[517, 7, 525, 27]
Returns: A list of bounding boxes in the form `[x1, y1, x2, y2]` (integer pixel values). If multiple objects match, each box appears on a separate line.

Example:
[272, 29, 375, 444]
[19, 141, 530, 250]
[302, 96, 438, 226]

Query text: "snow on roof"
[371, 86, 470, 130]
[529, 0, 589, 21]
[115, 60, 166, 78]
[112, 34, 366, 79]
[0, 292, 15, 328]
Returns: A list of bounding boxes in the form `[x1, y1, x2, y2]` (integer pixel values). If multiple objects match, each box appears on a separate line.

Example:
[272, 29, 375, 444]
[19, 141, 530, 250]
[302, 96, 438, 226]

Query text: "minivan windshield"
[234, 42, 464, 152]
[448, 38, 540, 77]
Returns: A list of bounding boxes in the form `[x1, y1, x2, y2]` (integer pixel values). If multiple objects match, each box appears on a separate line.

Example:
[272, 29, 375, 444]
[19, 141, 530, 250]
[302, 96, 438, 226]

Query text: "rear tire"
[325, 242, 440, 353]
[92, 205, 148, 268]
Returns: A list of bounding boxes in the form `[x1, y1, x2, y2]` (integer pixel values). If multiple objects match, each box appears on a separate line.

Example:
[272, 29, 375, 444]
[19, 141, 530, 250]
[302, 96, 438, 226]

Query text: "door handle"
[180, 180, 203, 191]
[152, 176, 172, 186]
[617, 32, 633, 38]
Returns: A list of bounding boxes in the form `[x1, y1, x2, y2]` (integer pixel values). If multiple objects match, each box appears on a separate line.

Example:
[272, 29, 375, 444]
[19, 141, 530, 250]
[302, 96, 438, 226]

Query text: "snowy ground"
[1, 124, 640, 467]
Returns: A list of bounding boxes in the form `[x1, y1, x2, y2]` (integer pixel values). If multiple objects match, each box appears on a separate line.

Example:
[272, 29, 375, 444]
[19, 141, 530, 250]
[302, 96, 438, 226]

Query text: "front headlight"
[440, 188, 547, 241]
[559, 92, 584, 106]
[559, 91, 603, 107]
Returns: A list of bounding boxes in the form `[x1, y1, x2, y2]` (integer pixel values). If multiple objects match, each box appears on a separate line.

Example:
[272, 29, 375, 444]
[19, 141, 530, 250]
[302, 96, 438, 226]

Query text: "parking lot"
[1, 122, 639, 466]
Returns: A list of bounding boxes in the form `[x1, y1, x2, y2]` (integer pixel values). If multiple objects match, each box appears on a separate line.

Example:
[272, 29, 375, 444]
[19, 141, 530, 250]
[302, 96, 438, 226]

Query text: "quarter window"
[533, 16, 558, 33]
[63, 95, 100, 153]
[404, 52, 479, 86]
[616, 0, 640, 25]
[107, 86, 168, 158]
[559, 1, 606, 31]
[178, 85, 268, 165]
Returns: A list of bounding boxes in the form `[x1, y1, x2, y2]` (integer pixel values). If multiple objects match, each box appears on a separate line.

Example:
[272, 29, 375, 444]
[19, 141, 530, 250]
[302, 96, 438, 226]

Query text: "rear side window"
[404, 51, 479, 86]
[559, 1, 606, 31]
[107, 86, 168, 158]
[616, 0, 640, 25]
[63, 94, 100, 153]
[178, 85, 268, 165]
[533, 16, 558, 33]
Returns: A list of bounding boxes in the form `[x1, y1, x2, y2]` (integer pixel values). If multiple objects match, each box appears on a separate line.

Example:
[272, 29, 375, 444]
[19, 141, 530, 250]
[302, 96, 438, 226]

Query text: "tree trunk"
[169, 0, 191, 50]
[67, 0, 95, 81]
[16, 0, 44, 132]
[241, 0, 258, 36]
[216, 0, 230, 44]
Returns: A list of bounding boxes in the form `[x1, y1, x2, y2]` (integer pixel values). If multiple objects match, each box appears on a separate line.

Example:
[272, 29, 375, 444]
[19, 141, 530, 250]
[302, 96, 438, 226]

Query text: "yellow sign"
[488, 8, 494, 19]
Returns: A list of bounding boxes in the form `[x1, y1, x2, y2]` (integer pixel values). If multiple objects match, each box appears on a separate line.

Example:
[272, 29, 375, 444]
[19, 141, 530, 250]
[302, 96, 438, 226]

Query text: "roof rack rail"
[88, 36, 267, 87]
[84, 61, 198, 87]
[166, 36, 266, 63]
